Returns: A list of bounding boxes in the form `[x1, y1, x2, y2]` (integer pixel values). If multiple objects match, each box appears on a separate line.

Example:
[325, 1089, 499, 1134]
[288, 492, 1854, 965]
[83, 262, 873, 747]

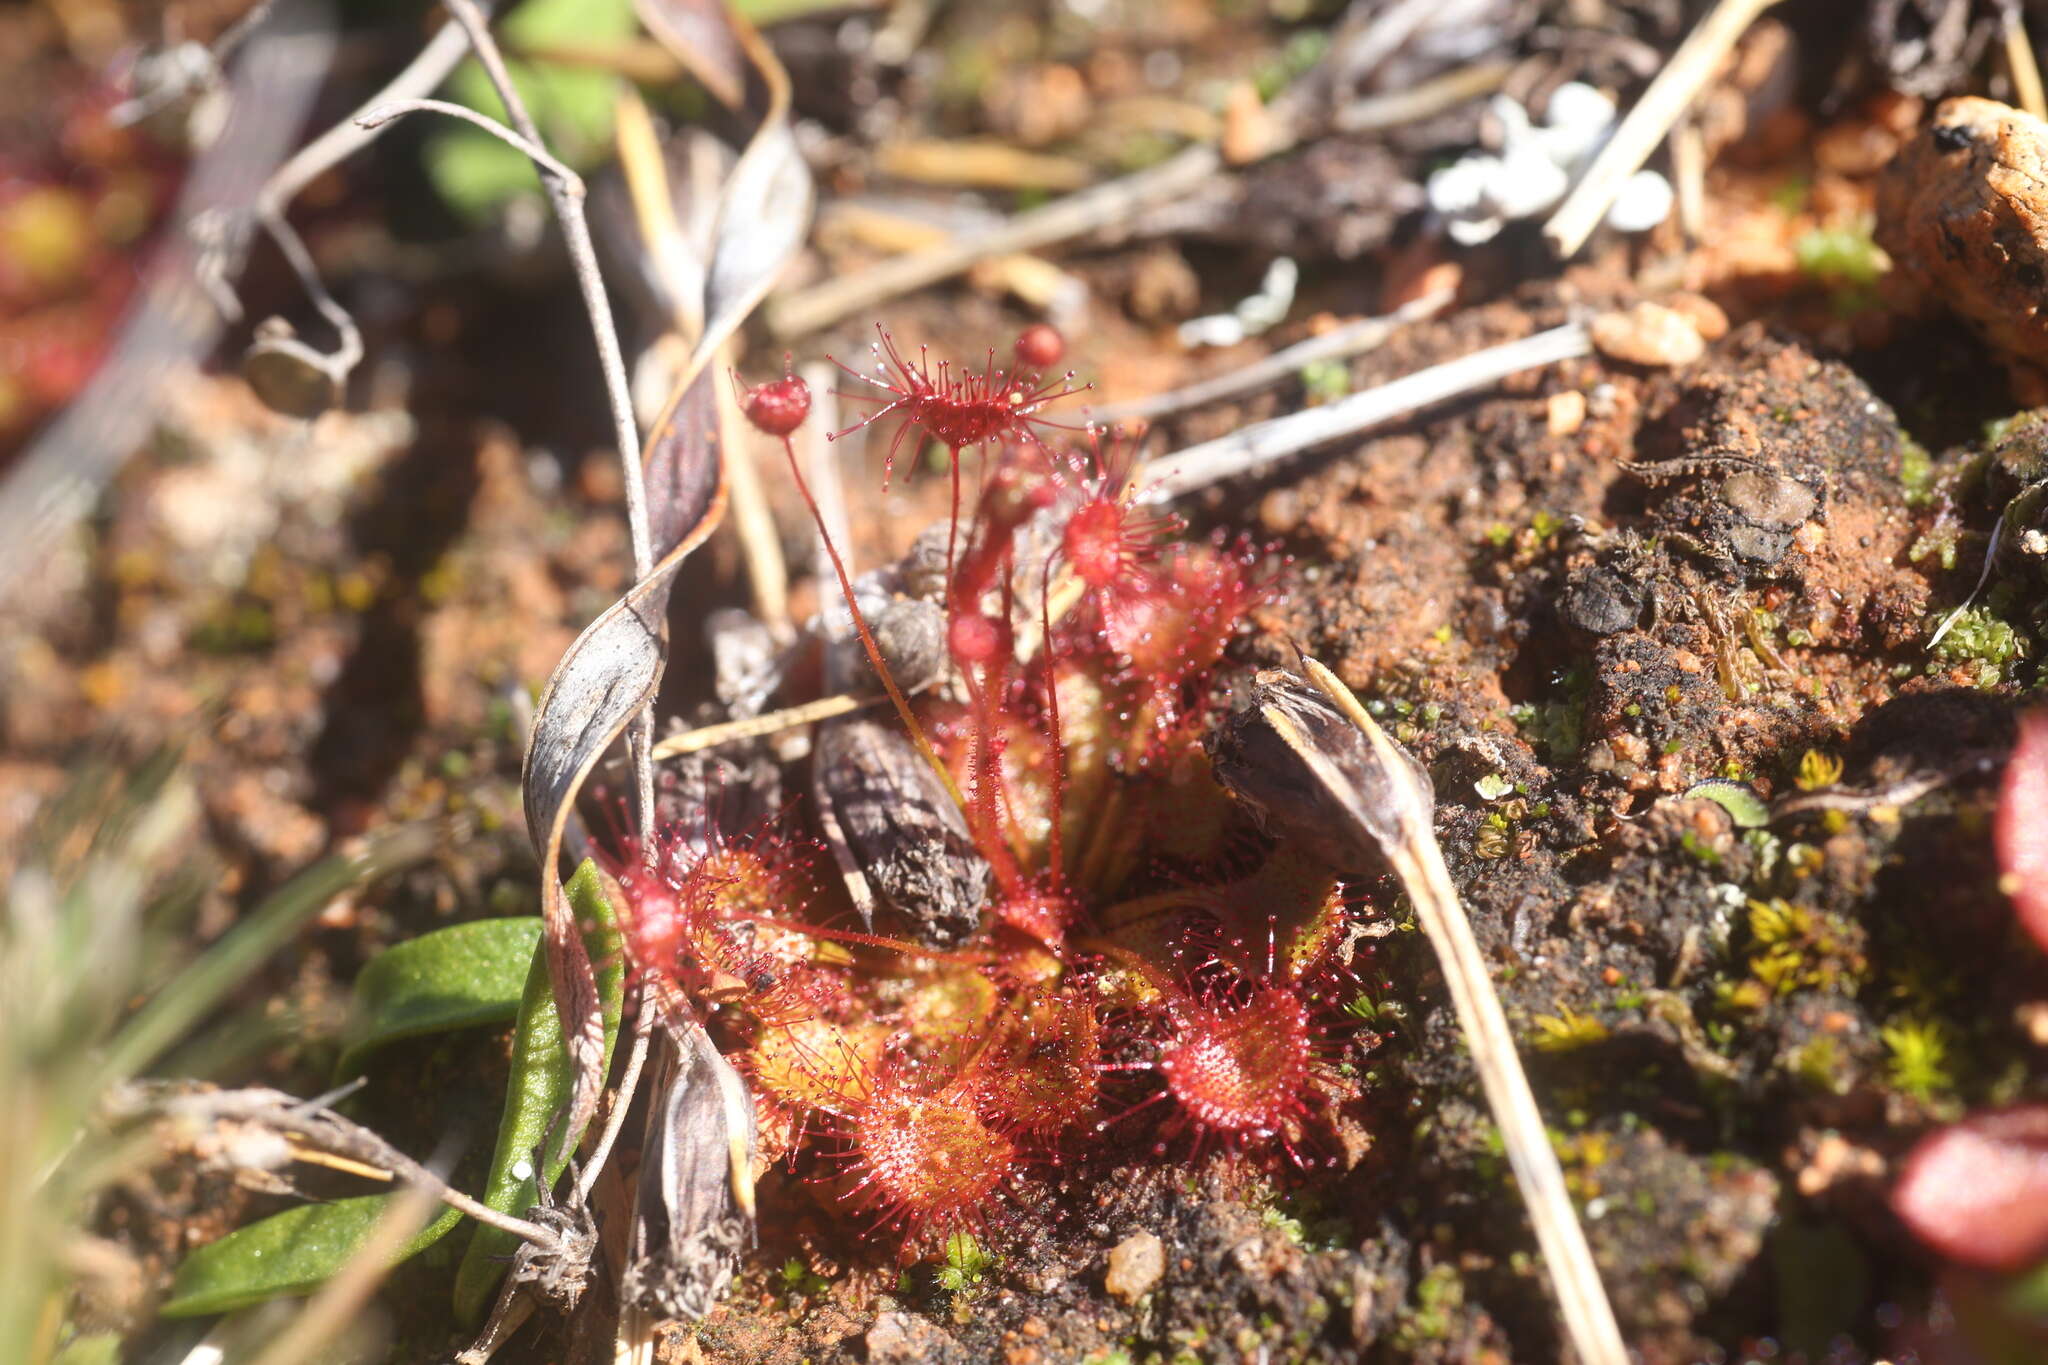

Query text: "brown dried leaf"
[518, 0, 811, 1201]
[624, 1011, 757, 1317]
[521, 374, 726, 1148]
[685, 16, 811, 384]
[634, 0, 748, 110]
[1205, 657, 1628, 1365]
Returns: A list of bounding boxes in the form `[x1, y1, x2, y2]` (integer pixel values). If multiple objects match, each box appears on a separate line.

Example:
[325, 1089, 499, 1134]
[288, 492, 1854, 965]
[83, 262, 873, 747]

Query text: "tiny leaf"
[1683, 779, 1770, 829]
[451, 860, 625, 1323]
[161, 1198, 461, 1318]
[337, 917, 543, 1080]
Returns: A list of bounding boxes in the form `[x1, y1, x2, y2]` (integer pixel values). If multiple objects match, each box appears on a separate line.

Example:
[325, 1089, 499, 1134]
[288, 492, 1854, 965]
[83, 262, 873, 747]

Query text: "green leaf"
[161, 1198, 462, 1318]
[50, 1333, 123, 1365]
[337, 918, 543, 1080]
[101, 826, 435, 1085]
[428, 0, 636, 219]
[452, 860, 624, 1323]
[1683, 779, 1770, 830]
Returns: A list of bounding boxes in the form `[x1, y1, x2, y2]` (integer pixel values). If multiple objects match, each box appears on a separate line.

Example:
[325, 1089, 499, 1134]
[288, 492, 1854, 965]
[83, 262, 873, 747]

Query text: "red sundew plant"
[826, 324, 1090, 485]
[623, 337, 1378, 1259]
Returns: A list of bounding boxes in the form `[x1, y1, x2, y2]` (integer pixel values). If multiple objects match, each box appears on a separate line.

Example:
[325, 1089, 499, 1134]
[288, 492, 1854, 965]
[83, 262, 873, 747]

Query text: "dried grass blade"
[1135, 323, 1590, 502]
[1209, 658, 1628, 1365]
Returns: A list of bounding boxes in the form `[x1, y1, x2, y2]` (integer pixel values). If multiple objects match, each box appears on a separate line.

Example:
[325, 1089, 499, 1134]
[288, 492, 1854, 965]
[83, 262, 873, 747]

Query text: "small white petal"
[1606, 170, 1675, 233]
[1178, 314, 1246, 349]
[1448, 215, 1506, 245]
[1545, 82, 1616, 136]
[1486, 148, 1570, 220]
[1427, 156, 1493, 216]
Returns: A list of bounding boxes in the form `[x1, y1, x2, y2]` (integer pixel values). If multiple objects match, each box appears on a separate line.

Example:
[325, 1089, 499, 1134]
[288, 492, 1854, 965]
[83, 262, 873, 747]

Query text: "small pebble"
[1590, 302, 1706, 368]
[1665, 291, 1730, 341]
[1104, 1230, 1165, 1302]
[1546, 389, 1587, 437]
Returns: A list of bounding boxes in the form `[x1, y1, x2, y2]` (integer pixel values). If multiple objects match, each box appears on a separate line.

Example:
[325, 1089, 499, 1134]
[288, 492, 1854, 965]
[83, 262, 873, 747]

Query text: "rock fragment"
[1104, 1230, 1165, 1303]
[1590, 303, 1706, 368]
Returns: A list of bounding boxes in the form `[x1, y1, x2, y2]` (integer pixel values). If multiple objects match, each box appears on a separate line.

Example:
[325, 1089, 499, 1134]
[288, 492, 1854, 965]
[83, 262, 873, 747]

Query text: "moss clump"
[1899, 438, 1936, 506]
[1393, 1264, 1466, 1350]
[1745, 899, 1868, 998]
[1531, 1003, 1609, 1053]
[1880, 1017, 1955, 1103]
[1928, 603, 2027, 688]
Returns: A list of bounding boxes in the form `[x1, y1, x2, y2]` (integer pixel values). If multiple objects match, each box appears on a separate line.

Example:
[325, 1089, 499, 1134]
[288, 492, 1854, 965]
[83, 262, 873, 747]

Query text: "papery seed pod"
[826, 596, 950, 696]
[1205, 667, 1430, 871]
[624, 1017, 758, 1320]
[813, 717, 989, 945]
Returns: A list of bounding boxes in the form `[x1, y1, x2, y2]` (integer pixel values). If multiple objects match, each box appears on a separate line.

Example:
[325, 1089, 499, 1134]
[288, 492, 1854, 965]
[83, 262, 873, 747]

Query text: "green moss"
[1899, 438, 1936, 506]
[1531, 1003, 1609, 1053]
[1882, 1016, 1955, 1102]
[1394, 1264, 1466, 1349]
[1746, 898, 1868, 997]
[780, 1257, 831, 1298]
[1790, 1036, 1849, 1095]
[1794, 220, 1885, 311]
[1298, 358, 1351, 405]
[1928, 603, 2027, 687]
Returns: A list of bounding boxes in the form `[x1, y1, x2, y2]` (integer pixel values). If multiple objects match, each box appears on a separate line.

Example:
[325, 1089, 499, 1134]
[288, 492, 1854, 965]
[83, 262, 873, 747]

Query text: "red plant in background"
[1893, 1106, 2048, 1271]
[1998, 711, 2048, 952]
[2, 79, 178, 451]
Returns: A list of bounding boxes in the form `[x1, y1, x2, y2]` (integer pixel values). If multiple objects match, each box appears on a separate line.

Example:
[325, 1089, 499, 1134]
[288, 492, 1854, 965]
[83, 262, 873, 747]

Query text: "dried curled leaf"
[519, 375, 724, 1186]
[1204, 658, 1628, 1365]
[624, 1014, 757, 1319]
[634, 0, 747, 111]
[519, 0, 811, 1216]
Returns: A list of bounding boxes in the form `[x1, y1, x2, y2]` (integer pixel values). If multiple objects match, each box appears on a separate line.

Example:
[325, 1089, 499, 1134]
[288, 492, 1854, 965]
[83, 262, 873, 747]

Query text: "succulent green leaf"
[160, 1198, 462, 1319]
[452, 859, 624, 1323]
[336, 918, 543, 1080]
[1683, 780, 1770, 830]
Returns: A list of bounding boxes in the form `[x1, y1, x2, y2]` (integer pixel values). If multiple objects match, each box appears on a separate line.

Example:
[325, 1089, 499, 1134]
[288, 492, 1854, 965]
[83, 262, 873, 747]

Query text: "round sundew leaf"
[335, 918, 543, 1080]
[1997, 711, 2048, 952]
[1894, 1105, 2048, 1272]
[161, 1198, 462, 1318]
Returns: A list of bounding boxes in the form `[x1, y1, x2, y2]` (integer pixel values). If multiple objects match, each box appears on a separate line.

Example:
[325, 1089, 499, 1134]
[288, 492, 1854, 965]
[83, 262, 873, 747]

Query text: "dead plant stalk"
[1543, 0, 1781, 258]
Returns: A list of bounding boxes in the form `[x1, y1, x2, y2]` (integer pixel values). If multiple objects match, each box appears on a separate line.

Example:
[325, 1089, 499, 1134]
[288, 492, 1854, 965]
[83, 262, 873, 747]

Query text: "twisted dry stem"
[113, 1082, 569, 1252]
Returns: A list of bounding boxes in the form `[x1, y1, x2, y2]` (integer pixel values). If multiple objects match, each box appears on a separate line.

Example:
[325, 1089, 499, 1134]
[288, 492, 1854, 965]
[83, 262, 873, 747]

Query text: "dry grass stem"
[1087, 288, 1453, 427]
[1136, 323, 1590, 501]
[1543, 0, 1780, 258]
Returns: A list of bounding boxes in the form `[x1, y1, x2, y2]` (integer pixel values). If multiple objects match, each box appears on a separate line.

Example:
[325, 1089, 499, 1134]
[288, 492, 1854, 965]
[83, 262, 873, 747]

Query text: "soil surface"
[10, 3, 2048, 1365]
